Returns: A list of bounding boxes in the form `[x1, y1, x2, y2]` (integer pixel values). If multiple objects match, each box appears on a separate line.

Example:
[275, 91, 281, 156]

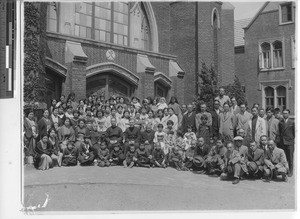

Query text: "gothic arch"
[211, 7, 220, 29]
[86, 62, 139, 86]
[130, 2, 159, 52]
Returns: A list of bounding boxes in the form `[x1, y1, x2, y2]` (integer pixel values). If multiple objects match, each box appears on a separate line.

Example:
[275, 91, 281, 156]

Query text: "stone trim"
[45, 57, 67, 78]
[86, 62, 139, 86]
[154, 72, 172, 88]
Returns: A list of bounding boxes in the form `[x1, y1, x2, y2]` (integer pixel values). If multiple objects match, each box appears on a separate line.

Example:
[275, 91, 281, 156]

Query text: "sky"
[230, 2, 266, 20]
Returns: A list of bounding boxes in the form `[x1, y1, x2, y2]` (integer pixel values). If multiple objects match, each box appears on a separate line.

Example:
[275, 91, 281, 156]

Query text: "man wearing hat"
[245, 141, 264, 178]
[263, 139, 289, 182]
[124, 118, 141, 154]
[233, 136, 248, 174]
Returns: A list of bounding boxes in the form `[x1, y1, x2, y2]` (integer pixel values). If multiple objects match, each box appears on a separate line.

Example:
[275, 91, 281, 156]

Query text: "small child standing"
[151, 142, 166, 168]
[183, 125, 197, 150]
[97, 142, 110, 167]
[175, 130, 186, 156]
[164, 120, 176, 157]
[123, 144, 137, 168]
[197, 114, 212, 145]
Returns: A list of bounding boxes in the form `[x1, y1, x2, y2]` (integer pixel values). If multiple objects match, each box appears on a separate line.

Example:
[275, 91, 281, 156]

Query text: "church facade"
[38, 1, 235, 106]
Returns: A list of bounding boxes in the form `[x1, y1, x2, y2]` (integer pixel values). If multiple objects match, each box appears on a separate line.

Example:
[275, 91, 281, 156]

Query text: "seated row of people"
[34, 126, 289, 184]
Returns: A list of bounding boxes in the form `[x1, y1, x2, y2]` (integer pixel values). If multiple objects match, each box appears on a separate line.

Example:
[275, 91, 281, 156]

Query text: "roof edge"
[244, 2, 269, 30]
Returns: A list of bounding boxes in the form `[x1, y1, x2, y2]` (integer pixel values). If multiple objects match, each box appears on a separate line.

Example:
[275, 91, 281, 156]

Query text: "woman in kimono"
[37, 109, 52, 141]
[58, 117, 75, 151]
[168, 96, 182, 129]
[77, 136, 95, 166]
[24, 110, 38, 164]
[118, 110, 130, 132]
[34, 134, 53, 170]
[74, 119, 90, 138]
[168, 108, 179, 131]
[48, 128, 63, 167]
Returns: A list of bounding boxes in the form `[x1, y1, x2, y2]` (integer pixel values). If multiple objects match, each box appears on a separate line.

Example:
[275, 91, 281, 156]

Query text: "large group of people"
[23, 88, 295, 184]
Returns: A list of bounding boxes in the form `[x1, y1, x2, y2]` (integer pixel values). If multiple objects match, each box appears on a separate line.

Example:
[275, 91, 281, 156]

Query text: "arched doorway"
[86, 73, 136, 99]
[86, 62, 139, 99]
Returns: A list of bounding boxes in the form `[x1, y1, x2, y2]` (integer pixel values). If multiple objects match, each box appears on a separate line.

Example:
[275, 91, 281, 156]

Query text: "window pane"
[100, 31, 106, 41]
[106, 32, 110, 41]
[95, 30, 100, 41]
[114, 34, 118, 43]
[80, 26, 86, 38]
[87, 27, 91, 38]
[118, 35, 123, 45]
[265, 86, 274, 96]
[75, 25, 80, 36]
[124, 36, 128, 46]
[276, 86, 286, 96]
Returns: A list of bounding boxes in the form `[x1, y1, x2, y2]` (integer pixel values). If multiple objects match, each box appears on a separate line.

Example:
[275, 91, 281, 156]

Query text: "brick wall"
[244, 9, 295, 113]
[170, 2, 196, 104]
[220, 6, 235, 86]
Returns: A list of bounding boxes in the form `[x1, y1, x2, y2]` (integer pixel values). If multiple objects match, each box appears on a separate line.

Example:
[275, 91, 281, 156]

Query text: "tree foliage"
[223, 76, 247, 106]
[196, 62, 218, 111]
[24, 2, 46, 103]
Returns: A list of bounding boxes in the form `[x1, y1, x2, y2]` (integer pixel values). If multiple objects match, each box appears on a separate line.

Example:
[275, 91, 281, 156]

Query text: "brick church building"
[28, 1, 235, 106]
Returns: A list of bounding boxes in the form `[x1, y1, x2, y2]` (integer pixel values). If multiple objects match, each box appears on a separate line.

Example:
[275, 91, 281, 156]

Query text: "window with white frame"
[273, 41, 283, 68]
[259, 40, 284, 70]
[279, 2, 294, 24]
[263, 85, 287, 111]
[265, 86, 274, 109]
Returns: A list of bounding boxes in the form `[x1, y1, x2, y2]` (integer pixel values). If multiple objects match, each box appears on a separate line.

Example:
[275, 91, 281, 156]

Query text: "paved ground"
[23, 165, 295, 212]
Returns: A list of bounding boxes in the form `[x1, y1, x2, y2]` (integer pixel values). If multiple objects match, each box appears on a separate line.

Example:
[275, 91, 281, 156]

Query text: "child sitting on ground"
[136, 143, 151, 168]
[97, 142, 110, 167]
[62, 141, 78, 166]
[168, 146, 187, 171]
[151, 142, 166, 168]
[123, 144, 137, 168]
[109, 144, 125, 166]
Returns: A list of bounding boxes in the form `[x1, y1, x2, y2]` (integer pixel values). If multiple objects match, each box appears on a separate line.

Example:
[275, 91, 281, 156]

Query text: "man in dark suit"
[181, 104, 196, 133]
[246, 141, 265, 178]
[278, 109, 295, 177]
[210, 100, 220, 139]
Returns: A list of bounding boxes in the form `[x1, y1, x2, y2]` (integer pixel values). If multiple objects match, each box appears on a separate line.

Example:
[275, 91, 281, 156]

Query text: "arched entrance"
[86, 62, 139, 99]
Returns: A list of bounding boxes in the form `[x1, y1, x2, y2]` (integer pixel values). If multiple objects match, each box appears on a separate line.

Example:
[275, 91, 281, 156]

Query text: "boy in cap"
[97, 142, 110, 167]
[109, 143, 125, 166]
[193, 137, 211, 172]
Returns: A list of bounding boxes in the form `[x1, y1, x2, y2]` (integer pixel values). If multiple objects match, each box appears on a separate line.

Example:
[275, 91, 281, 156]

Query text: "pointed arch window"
[276, 86, 286, 111]
[265, 86, 274, 109]
[273, 41, 283, 68]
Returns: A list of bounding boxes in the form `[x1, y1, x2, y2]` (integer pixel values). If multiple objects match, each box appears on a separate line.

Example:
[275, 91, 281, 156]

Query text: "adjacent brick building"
[27, 1, 235, 106]
[235, 2, 295, 114]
